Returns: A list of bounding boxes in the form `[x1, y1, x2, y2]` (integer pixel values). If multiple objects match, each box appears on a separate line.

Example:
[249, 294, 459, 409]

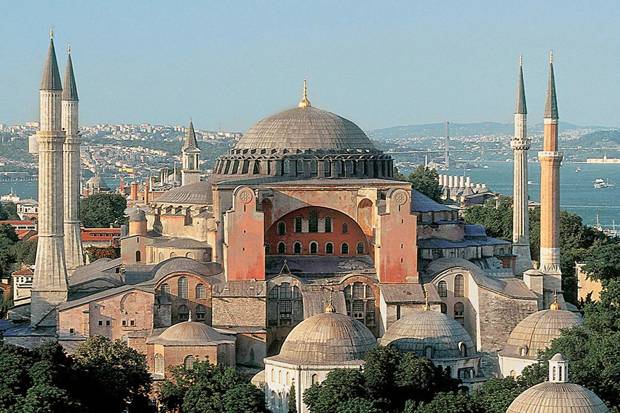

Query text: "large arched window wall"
[155, 273, 212, 325]
[344, 281, 376, 329]
[267, 282, 304, 327]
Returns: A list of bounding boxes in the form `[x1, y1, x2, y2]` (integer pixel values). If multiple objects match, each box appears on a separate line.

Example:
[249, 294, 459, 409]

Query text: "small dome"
[128, 208, 146, 222]
[152, 320, 233, 345]
[235, 106, 376, 152]
[503, 309, 582, 358]
[155, 180, 212, 205]
[275, 312, 376, 365]
[507, 382, 608, 413]
[381, 309, 475, 359]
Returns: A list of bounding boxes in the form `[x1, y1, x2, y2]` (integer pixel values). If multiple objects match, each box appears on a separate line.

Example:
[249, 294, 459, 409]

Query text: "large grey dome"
[234, 106, 376, 152]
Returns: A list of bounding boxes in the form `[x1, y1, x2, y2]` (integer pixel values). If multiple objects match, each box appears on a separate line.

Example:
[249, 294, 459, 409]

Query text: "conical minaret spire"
[62, 46, 84, 274]
[511, 56, 533, 275]
[32, 34, 69, 327]
[538, 50, 563, 306]
[181, 119, 201, 186]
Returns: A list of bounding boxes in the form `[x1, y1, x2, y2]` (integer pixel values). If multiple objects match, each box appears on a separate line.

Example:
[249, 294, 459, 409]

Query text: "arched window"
[459, 342, 468, 357]
[185, 252, 194, 259]
[267, 283, 303, 327]
[154, 354, 164, 374]
[425, 346, 433, 359]
[160, 283, 170, 295]
[158, 252, 164, 261]
[440, 303, 447, 314]
[295, 217, 302, 233]
[454, 274, 464, 297]
[356, 242, 364, 254]
[309, 241, 318, 254]
[520, 345, 529, 357]
[438, 280, 448, 298]
[196, 304, 207, 320]
[277, 242, 286, 254]
[324, 216, 332, 232]
[325, 242, 334, 254]
[135, 250, 141, 262]
[184, 355, 195, 369]
[196, 283, 206, 299]
[454, 302, 464, 325]
[177, 304, 189, 321]
[341, 243, 349, 255]
[277, 222, 286, 235]
[264, 244, 270, 254]
[344, 282, 375, 327]
[309, 210, 318, 232]
[170, 252, 176, 258]
[342, 223, 348, 234]
[293, 242, 302, 254]
[311, 374, 318, 385]
[178, 277, 188, 299]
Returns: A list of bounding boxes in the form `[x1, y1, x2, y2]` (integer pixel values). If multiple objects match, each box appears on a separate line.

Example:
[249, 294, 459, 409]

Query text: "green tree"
[0, 224, 18, 277]
[72, 336, 152, 413]
[463, 196, 513, 240]
[160, 361, 266, 413]
[582, 241, 620, 281]
[472, 377, 524, 413]
[337, 398, 381, 413]
[362, 345, 401, 408]
[12, 238, 38, 265]
[0, 202, 19, 220]
[80, 193, 127, 228]
[414, 391, 481, 413]
[406, 166, 442, 202]
[304, 369, 367, 413]
[288, 383, 298, 413]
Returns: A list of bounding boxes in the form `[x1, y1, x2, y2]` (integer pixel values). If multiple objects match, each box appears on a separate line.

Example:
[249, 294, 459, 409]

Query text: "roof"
[182, 120, 199, 150]
[69, 258, 123, 286]
[62, 52, 78, 101]
[58, 284, 152, 311]
[151, 257, 222, 283]
[40, 38, 62, 91]
[544, 60, 559, 119]
[81, 228, 121, 242]
[12, 266, 34, 276]
[235, 106, 377, 152]
[507, 382, 608, 413]
[515, 62, 527, 114]
[0, 220, 36, 226]
[381, 309, 475, 359]
[154, 180, 213, 205]
[501, 308, 582, 359]
[380, 283, 439, 304]
[151, 237, 210, 249]
[411, 190, 453, 213]
[267, 312, 377, 365]
[417, 236, 510, 249]
[147, 321, 234, 345]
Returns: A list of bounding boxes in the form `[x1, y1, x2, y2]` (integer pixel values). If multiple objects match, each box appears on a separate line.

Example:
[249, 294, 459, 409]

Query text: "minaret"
[31, 33, 69, 327]
[181, 120, 201, 186]
[62, 46, 84, 274]
[511, 56, 533, 274]
[538, 51, 563, 300]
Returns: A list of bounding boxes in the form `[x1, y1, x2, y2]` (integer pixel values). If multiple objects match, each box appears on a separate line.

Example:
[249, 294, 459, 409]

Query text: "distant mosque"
[3, 34, 608, 413]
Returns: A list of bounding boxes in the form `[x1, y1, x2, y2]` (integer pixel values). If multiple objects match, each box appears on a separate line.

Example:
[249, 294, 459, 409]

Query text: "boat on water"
[575, 167, 581, 172]
[593, 178, 615, 189]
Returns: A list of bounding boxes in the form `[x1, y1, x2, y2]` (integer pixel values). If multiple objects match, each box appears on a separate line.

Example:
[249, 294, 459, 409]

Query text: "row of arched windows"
[176, 304, 207, 321]
[271, 241, 365, 255]
[437, 274, 464, 298]
[277, 216, 338, 235]
[159, 278, 207, 300]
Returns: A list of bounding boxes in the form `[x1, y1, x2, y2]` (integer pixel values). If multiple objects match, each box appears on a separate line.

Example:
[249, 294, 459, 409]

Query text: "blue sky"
[1, 1, 619, 130]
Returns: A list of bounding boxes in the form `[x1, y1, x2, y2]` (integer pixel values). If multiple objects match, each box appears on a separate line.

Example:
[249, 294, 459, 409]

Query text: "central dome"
[234, 106, 376, 152]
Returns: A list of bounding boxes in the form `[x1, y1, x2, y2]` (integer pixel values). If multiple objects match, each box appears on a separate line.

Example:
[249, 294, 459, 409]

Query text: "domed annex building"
[381, 299, 483, 386]
[263, 305, 377, 413]
[507, 354, 609, 413]
[498, 298, 582, 377]
[9, 38, 583, 404]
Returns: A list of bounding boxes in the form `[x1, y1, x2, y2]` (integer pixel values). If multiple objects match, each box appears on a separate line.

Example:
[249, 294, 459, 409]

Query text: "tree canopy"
[158, 360, 266, 413]
[403, 166, 443, 202]
[80, 193, 127, 228]
[0, 202, 19, 220]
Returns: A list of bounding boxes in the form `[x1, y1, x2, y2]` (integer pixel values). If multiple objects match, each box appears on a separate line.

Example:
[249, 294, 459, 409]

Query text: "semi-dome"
[502, 305, 582, 359]
[274, 310, 377, 365]
[381, 308, 475, 359]
[154, 180, 213, 205]
[149, 320, 233, 345]
[507, 353, 609, 413]
[235, 106, 376, 152]
[214, 82, 393, 181]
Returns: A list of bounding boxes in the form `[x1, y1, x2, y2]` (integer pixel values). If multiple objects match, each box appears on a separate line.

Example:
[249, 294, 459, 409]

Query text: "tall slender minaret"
[181, 120, 201, 186]
[511, 56, 533, 274]
[62, 47, 84, 274]
[538, 51, 563, 299]
[31, 33, 69, 327]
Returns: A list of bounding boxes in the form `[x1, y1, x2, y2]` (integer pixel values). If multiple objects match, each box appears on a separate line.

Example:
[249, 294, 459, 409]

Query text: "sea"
[1, 161, 619, 229]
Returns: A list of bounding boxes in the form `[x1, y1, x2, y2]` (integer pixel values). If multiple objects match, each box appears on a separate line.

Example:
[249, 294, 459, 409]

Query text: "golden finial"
[549, 50, 554, 64]
[423, 287, 430, 311]
[549, 290, 560, 310]
[324, 288, 335, 313]
[298, 79, 311, 108]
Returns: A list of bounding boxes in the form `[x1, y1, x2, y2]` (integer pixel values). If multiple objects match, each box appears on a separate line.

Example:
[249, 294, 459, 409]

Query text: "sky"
[1, 1, 619, 131]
